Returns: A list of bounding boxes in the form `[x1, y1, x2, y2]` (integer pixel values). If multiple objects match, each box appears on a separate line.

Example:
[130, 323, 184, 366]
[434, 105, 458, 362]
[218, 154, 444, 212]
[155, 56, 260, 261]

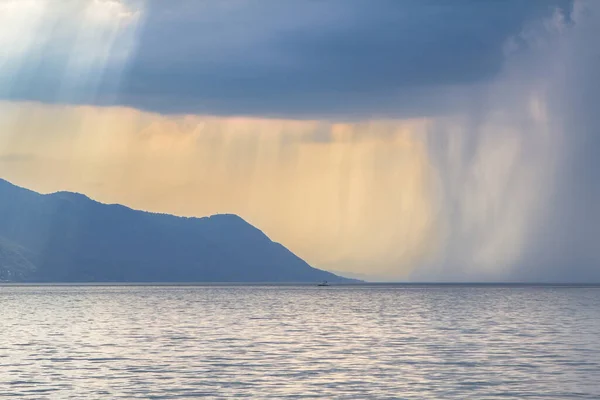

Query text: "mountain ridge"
[0, 178, 356, 283]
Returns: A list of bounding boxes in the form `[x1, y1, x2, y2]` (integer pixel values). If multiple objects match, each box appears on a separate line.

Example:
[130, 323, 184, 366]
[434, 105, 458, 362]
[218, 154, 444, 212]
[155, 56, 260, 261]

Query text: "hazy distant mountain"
[0, 178, 355, 283]
[0, 237, 36, 281]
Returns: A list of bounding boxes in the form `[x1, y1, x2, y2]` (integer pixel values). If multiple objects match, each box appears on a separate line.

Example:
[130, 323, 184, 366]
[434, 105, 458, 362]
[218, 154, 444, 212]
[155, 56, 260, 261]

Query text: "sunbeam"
[0, 0, 143, 105]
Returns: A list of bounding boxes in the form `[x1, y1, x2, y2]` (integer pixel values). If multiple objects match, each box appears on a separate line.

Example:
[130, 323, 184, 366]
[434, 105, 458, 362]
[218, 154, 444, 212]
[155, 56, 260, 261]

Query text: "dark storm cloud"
[121, 0, 573, 117]
[3, 0, 573, 118]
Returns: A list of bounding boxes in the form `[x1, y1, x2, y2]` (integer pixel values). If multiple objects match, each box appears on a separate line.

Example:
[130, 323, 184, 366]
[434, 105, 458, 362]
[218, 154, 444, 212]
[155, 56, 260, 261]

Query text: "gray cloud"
[2, 0, 573, 118]
[0, 153, 36, 163]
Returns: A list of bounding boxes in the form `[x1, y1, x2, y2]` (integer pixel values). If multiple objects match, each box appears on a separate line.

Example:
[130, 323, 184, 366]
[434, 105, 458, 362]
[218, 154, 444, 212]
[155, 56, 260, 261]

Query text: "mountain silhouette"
[0, 178, 355, 283]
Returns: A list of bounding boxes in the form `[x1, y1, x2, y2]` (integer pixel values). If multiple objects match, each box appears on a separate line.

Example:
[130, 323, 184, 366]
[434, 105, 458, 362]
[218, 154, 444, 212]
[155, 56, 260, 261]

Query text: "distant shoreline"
[2, 282, 599, 287]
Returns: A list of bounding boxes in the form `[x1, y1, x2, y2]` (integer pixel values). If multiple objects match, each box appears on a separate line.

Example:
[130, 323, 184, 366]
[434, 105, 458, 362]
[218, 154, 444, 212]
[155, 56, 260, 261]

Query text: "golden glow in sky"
[0, 102, 437, 279]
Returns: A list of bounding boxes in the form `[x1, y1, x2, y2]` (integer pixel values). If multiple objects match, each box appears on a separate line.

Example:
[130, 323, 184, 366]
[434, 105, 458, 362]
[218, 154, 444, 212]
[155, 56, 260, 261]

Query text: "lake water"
[1, 285, 599, 399]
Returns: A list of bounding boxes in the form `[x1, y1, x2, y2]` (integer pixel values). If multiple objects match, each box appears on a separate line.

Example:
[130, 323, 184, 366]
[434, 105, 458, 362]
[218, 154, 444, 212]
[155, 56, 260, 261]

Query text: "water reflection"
[1, 285, 599, 398]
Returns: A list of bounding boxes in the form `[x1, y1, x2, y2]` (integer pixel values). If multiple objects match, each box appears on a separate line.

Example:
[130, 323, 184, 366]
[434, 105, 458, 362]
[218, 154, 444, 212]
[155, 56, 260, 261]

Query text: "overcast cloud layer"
[1, 0, 573, 118]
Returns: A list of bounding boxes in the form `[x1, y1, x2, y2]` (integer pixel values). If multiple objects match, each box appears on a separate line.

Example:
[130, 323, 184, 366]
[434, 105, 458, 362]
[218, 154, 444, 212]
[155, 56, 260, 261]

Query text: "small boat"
[317, 280, 330, 287]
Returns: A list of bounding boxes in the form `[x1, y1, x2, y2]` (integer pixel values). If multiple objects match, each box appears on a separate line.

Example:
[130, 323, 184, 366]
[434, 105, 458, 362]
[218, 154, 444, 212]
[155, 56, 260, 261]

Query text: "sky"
[0, 0, 598, 281]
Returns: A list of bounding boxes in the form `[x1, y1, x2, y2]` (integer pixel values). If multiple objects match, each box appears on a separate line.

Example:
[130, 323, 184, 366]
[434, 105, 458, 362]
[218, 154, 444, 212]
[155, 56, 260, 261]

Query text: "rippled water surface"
[1, 285, 600, 399]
